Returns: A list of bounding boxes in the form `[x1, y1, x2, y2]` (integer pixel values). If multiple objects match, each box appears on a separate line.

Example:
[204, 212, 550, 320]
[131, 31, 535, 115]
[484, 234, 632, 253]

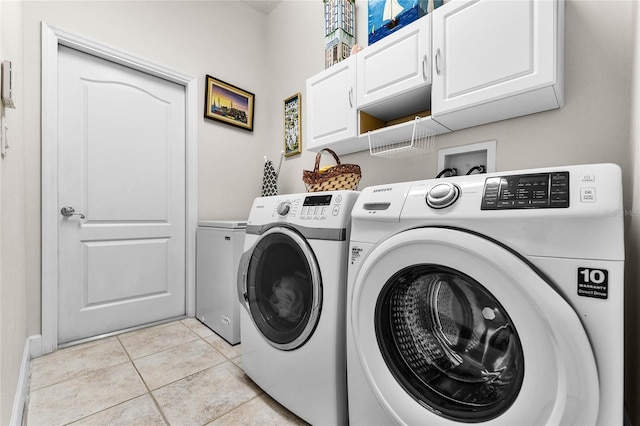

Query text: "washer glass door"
[376, 264, 523, 422]
[242, 226, 321, 350]
[351, 227, 599, 425]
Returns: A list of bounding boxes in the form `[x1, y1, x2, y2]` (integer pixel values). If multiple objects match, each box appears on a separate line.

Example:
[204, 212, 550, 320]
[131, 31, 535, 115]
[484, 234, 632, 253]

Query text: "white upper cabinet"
[305, 56, 357, 151]
[357, 16, 431, 117]
[304, 0, 564, 155]
[431, 0, 563, 130]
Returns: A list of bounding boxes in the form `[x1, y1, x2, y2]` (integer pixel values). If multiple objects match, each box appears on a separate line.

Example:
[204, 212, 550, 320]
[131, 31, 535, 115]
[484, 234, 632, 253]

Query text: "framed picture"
[284, 93, 302, 156]
[368, 0, 443, 45]
[204, 75, 254, 131]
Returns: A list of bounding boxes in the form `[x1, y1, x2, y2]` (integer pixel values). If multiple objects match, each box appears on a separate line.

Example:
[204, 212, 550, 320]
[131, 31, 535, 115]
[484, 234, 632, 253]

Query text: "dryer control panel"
[481, 172, 569, 210]
[300, 194, 338, 219]
[249, 190, 360, 230]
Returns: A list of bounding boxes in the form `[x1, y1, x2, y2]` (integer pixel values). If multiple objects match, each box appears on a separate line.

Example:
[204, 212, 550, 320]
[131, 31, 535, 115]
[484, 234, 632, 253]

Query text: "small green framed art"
[284, 92, 301, 156]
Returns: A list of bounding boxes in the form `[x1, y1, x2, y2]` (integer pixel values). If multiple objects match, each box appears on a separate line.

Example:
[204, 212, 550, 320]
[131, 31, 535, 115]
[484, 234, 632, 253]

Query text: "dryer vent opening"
[375, 264, 524, 422]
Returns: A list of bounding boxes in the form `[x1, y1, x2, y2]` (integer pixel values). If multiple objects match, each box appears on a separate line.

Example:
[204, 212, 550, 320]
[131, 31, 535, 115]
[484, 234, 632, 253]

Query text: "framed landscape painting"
[204, 75, 254, 131]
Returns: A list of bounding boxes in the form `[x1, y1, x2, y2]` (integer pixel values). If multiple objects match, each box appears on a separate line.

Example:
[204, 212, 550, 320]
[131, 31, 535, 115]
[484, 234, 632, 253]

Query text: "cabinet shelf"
[307, 112, 450, 156]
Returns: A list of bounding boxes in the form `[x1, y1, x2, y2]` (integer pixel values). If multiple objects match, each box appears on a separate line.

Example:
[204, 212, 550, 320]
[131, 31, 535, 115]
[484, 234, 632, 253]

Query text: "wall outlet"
[437, 140, 497, 177]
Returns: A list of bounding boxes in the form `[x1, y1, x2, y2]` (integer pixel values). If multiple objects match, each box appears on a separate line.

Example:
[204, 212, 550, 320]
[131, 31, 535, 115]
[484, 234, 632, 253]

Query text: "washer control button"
[426, 182, 460, 209]
[580, 187, 596, 202]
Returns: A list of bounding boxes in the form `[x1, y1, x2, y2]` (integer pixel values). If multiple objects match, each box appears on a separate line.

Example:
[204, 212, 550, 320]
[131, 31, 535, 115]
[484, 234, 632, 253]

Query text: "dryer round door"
[238, 226, 321, 351]
[351, 227, 599, 425]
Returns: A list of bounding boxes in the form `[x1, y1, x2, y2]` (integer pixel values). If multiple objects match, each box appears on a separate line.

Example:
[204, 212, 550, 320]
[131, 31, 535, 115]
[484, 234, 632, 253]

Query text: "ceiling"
[243, 1, 283, 15]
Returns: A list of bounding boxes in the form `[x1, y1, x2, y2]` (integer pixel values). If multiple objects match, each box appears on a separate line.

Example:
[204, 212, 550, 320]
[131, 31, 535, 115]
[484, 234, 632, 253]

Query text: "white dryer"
[347, 164, 624, 425]
[238, 190, 359, 425]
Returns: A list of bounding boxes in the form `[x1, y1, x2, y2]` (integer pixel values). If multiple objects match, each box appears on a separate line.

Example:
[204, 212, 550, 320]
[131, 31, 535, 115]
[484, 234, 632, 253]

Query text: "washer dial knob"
[277, 202, 290, 216]
[426, 182, 460, 209]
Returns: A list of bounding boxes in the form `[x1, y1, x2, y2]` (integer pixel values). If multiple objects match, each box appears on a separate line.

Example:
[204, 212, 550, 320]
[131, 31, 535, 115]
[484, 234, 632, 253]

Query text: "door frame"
[40, 22, 198, 354]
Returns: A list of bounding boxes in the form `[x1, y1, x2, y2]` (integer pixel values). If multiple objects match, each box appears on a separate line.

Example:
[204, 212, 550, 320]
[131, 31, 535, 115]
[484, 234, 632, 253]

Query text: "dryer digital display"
[304, 195, 333, 206]
[481, 172, 569, 210]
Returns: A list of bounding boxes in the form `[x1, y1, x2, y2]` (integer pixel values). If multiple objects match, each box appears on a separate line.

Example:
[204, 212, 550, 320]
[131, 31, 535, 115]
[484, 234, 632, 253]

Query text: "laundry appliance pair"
[238, 164, 624, 426]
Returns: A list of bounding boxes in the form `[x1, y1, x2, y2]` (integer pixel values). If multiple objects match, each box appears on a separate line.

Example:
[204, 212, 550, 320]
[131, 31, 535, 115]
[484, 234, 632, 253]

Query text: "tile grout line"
[118, 321, 200, 361]
[32, 336, 162, 426]
[29, 319, 295, 426]
[189, 319, 258, 425]
[116, 334, 172, 426]
[119, 320, 242, 425]
[185, 322, 309, 426]
[27, 338, 130, 393]
[184, 319, 304, 425]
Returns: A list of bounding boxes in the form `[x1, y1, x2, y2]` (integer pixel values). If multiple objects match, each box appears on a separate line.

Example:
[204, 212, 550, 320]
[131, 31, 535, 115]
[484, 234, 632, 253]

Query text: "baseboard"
[28, 335, 42, 359]
[9, 335, 41, 426]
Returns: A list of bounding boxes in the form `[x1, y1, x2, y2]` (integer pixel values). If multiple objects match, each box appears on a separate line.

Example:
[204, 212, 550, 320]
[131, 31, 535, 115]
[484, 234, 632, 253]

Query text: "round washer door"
[239, 226, 321, 351]
[351, 227, 599, 425]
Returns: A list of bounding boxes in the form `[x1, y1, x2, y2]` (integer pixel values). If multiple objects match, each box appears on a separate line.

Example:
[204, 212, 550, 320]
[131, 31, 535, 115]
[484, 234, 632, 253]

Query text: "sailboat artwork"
[384, 0, 404, 29]
[367, 0, 443, 45]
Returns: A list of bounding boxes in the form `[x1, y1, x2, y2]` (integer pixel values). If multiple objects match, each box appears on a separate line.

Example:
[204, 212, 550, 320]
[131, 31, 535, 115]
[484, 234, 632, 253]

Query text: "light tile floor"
[25, 318, 308, 425]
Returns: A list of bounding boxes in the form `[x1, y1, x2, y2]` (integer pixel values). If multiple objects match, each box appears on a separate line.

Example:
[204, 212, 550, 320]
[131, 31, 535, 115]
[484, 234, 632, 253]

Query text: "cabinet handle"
[348, 87, 354, 108]
[422, 55, 428, 80]
[435, 48, 442, 75]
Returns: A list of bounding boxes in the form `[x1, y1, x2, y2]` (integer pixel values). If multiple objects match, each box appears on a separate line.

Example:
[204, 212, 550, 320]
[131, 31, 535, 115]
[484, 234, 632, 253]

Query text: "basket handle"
[313, 148, 342, 172]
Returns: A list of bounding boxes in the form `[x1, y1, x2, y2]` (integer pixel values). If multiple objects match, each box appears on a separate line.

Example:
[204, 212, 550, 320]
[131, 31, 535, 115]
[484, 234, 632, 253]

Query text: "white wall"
[2, 0, 636, 423]
[628, 0, 640, 423]
[0, 0, 26, 424]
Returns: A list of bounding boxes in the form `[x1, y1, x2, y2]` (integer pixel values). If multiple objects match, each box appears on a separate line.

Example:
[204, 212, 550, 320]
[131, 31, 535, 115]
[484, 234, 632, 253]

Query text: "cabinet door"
[431, 0, 561, 127]
[357, 17, 430, 113]
[306, 56, 357, 151]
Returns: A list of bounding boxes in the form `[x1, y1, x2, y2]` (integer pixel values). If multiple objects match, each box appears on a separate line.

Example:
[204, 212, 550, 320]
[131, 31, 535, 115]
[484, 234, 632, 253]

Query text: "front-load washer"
[237, 190, 359, 425]
[347, 164, 624, 425]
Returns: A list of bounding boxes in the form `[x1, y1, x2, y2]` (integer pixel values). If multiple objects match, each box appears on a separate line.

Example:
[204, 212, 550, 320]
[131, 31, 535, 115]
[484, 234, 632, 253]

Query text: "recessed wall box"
[2, 60, 16, 109]
[438, 140, 497, 176]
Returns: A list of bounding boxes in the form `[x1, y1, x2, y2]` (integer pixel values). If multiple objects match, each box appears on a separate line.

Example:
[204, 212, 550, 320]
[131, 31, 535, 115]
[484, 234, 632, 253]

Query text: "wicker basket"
[302, 148, 361, 192]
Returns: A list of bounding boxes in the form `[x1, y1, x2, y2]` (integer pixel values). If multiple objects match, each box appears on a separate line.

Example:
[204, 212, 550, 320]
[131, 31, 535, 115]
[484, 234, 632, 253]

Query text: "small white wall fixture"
[40, 22, 198, 355]
[437, 140, 497, 177]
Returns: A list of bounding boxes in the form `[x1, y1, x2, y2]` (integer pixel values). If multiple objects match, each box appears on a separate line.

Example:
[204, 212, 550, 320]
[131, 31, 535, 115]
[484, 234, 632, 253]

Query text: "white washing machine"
[237, 190, 359, 425]
[347, 164, 624, 425]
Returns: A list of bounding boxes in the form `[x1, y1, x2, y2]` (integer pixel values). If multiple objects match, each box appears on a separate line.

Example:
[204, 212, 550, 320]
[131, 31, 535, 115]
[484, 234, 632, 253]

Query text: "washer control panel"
[481, 172, 569, 210]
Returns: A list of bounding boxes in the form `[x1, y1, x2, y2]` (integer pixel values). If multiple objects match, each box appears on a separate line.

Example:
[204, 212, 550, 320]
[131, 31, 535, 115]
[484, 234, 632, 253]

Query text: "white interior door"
[57, 45, 186, 344]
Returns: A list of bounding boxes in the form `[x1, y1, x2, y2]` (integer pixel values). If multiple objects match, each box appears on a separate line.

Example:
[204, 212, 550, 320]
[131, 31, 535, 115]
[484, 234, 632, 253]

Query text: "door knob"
[60, 206, 85, 219]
